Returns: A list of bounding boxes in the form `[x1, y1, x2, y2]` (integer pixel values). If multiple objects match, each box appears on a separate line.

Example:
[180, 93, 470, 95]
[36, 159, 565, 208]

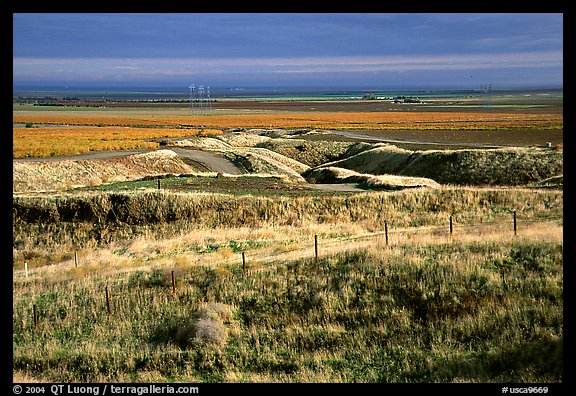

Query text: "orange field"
[13, 111, 562, 130]
[13, 110, 562, 158]
[13, 127, 222, 158]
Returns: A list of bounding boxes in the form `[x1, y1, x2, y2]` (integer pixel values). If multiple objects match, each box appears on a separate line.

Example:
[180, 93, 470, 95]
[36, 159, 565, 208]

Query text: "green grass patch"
[13, 241, 562, 382]
[78, 175, 357, 197]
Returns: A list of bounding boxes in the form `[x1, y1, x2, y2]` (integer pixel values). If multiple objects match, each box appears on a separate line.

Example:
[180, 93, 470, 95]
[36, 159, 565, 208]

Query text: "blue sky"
[13, 13, 563, 89]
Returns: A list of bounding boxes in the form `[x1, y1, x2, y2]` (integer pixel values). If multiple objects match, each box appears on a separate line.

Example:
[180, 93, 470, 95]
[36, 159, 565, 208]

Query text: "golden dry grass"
[14, 214, 562, 284]
[13, 126, 223, 158]
[317, 143, 562, 186]
[13, 371, 52, 383]
[12, 212, 563, 382]
[303, 166, 441, 189]
[12, 183, 563, 383]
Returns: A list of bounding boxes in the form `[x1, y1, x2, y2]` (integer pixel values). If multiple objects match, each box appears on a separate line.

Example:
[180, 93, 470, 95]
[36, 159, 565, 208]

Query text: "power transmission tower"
[189, 84, 195, 115]
[198, 85, 205, 115]
[481, 83, 492, 112]
[188, 83, 212, 116]
[207, 86, 212, 112]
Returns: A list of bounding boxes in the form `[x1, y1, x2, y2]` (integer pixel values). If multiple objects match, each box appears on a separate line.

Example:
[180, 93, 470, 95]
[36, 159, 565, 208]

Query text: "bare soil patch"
[301, 128, 563, 149]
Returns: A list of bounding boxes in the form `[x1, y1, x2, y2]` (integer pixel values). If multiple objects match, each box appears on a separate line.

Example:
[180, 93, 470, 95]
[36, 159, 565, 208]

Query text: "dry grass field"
[12, 186, 563, 383]
[13, 126, 223, 158]
[12, 93, 563, 383]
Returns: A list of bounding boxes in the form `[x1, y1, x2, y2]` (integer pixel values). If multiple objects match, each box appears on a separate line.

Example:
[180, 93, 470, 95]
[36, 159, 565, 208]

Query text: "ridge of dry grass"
[319, 143, 562, 186]
[303, 166, 441, 190]
[13, 186, 562, 271]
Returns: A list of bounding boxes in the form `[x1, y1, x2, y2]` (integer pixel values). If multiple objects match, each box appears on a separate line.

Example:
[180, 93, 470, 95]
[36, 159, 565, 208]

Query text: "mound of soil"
[303, 166, 440, 190]
[320, 144, 563, 186]
[13, 150, 195, 193]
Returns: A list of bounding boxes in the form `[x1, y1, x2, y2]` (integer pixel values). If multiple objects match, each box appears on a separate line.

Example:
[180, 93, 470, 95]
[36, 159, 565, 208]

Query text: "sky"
[12, 13, 563, 89]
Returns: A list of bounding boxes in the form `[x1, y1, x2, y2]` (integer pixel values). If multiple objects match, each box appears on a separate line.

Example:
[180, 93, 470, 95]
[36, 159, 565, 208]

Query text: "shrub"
[193, 317, 228, 347]
[175, 303, 234, 349]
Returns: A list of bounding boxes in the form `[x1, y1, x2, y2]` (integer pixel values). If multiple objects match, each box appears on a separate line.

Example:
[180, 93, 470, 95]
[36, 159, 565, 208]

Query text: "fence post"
[33, 304, 39, 328]
[25, 262, 28, 278]
[105, 286, 112, 314]
[242, 252, 247, 276]
[384, 222, 389, 246]
[450, 215, 453, 236]
[513, 210, 517, 236]
[171, 270, 176, 296]
[314, 235, 318, 260]
[74, 251, 79, 268]
[157, 178, 161, 190]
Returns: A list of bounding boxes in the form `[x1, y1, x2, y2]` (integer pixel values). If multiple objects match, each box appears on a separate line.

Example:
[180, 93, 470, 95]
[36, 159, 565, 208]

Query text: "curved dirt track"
[13, 147, 366, 193]
[14, 147, 244, 175]
[169, 147, 244, 175]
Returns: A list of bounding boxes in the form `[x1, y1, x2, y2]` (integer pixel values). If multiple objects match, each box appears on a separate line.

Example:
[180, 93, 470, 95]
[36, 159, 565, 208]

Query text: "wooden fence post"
[33, 304, 39, 328]
[74, 251, 79, 268]
[384, 222, 389, 246]
[171, 270, 176, 296]
[242, 252, 247, 276]
[157, 178, 161, 190]
[105, 286, 112, 314]
[450, 215, 453, 236]
[314, 235, 318, 260]
[25, 262, 28, 278]
[513, 210, 517, 236]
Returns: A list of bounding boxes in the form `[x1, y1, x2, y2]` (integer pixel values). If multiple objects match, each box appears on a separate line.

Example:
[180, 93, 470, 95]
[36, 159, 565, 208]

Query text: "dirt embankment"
[303, 167, 441, 190]
[313, 143, 563, 186]
[13, 150, 196, 193]
[12, 143, 310, 193]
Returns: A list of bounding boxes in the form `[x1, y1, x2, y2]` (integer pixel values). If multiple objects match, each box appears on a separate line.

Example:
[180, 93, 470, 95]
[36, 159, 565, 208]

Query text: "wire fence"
[16, 211, 562, 328]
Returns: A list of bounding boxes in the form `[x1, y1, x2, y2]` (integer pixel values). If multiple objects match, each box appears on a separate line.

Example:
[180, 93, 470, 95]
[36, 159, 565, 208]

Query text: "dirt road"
[328, 130, 506, 148]
[169, 147, 244, 175]
[14, 147, 245, 175]
[13, 147, 367, 193]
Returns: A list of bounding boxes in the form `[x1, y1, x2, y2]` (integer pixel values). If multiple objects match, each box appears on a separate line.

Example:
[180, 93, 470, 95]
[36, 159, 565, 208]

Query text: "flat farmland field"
[308, 127, 564, 149]
[13, 126, 223, 158]
[13, 99, 563, 158]
[13, 107, 563, 130]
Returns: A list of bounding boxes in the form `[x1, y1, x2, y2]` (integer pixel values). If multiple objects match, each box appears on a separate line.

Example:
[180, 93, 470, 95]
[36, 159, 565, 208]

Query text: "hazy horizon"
[13, 83, 563, 102]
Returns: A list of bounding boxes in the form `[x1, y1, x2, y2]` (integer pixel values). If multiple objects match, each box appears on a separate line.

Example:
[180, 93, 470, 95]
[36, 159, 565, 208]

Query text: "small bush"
[193, 317, 228, 347]
[198, 302, 235, 324]
[175, 303, 234, 349]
